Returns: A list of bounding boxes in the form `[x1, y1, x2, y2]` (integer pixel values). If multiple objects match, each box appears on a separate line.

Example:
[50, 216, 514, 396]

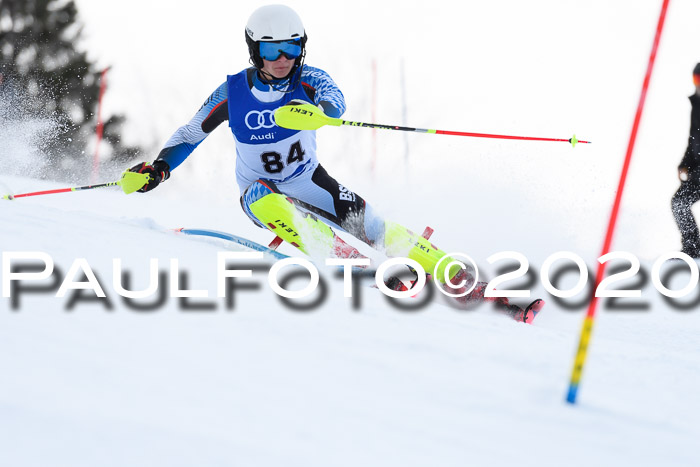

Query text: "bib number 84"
[261, 141, 305, 174]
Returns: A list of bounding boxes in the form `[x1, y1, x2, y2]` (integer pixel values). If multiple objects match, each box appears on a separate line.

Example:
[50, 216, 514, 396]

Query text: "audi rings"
[245, 109, 276, 130]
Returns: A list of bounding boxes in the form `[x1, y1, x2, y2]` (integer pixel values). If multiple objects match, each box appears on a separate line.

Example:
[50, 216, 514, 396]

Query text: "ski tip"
[2, 194, 15, 201]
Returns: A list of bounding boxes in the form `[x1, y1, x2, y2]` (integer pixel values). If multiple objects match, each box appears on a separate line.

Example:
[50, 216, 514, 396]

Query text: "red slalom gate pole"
[91, 67, 110, 184]
[566, 0, 670, 405]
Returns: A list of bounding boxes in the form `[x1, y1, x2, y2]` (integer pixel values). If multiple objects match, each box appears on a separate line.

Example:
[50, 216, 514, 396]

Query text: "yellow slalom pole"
[566, 315, 595, 403]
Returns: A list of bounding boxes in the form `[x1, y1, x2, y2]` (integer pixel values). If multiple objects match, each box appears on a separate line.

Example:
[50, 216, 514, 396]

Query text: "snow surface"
[3, 169, 700, 467]
[3, 0, 700, 465]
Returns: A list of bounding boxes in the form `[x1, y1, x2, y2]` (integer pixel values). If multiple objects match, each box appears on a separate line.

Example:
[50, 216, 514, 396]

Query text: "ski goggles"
[259, 39, 302, 61]
[694, 74, 700, 86]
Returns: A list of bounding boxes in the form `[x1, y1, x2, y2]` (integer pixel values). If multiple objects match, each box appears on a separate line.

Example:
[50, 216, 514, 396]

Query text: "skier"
[672, 63, 700, 258]
[126, 4, 541, 321]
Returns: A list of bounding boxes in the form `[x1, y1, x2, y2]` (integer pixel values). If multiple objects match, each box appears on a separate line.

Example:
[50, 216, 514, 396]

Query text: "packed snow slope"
[1, 170, 700, 467]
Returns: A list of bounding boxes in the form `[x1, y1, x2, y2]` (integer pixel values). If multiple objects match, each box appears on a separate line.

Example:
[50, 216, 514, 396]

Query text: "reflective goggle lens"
[259, 40, 302, 61]
[694, 74, 700, 86]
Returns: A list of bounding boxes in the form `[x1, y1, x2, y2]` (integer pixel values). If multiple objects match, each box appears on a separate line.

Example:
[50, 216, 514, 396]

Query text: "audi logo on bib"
[245, 110, 276, 130]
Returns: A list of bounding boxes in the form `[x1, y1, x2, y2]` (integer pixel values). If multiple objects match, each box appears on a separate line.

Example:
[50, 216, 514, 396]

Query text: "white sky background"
[73, 0, 700, 258]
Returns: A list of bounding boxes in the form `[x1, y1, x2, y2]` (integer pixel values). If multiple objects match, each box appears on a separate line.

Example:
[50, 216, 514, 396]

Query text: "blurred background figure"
[671, 63, 700, 257]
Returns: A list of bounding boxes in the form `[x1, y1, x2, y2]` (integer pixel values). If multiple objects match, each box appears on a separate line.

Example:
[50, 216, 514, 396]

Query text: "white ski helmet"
[245, 5, 307, 70]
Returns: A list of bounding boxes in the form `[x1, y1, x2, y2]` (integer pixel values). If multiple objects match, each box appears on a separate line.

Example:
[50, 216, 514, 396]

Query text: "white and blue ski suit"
[156, 65, 384, 245]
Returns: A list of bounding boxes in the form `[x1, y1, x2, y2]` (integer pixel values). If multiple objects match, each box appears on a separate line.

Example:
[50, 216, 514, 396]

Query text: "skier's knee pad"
[240, 179, 283, 228]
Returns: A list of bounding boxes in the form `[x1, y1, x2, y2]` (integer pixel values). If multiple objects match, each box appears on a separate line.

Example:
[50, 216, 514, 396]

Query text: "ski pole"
[2, 171, 150, 200]
[274, 103, 590, 147]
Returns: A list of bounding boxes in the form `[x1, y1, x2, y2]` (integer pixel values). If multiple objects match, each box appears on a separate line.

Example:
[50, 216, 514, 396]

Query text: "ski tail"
[512, 299, 545, 324]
